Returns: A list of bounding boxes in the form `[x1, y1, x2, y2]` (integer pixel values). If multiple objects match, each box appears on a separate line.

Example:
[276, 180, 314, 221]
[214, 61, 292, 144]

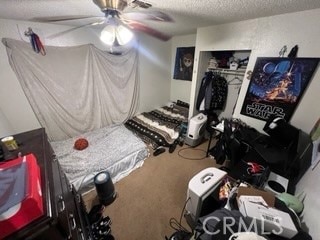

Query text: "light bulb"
[100, 25, 116, 45]
[116, 25, 134, 45]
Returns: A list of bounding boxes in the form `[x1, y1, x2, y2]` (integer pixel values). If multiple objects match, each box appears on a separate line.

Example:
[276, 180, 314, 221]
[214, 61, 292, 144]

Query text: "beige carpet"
[83, 140, 219, 240]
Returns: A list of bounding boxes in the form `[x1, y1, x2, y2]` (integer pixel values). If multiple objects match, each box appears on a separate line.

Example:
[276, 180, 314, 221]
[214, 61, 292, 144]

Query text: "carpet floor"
[83, 140, 219, 240]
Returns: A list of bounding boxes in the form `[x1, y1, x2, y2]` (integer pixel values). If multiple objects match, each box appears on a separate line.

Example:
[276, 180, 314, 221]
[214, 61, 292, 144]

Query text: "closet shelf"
[207, 67, 246, 76]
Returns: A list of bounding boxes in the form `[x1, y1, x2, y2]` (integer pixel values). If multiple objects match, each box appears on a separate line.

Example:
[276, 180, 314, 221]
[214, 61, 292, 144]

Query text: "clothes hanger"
[228, 75, 242, 85]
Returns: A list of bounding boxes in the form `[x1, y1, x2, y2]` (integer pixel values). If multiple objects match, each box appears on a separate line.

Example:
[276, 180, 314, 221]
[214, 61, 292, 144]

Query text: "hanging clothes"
[210, 74, 228, 110]
[196, 71, 213, 111]
[196, 71, 228, 113]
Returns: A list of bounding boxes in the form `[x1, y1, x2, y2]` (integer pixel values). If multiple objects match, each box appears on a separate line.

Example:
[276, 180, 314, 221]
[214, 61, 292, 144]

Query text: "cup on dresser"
[1, 136, 18, 151]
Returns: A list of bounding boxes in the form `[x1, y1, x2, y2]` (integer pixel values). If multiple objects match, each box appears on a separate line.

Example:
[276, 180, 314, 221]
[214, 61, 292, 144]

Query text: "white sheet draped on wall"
[2, 38, 139, 141]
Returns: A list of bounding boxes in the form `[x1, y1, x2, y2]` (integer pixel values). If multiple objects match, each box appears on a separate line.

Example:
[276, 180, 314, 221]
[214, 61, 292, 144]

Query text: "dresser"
[2, 128, 91, 240]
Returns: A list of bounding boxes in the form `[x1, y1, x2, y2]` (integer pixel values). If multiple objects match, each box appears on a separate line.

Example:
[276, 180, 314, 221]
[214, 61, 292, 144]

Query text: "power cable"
[178, 147, 207, 160]
[167, 197, 192, 237]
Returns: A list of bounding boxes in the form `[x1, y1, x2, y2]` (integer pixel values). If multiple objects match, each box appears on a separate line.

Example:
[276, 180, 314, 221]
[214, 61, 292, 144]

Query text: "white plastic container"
[186, 167, 227, 223]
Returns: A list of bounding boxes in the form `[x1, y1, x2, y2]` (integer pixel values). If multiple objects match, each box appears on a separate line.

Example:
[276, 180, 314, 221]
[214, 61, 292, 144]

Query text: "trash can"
[94, 171, 116, 206]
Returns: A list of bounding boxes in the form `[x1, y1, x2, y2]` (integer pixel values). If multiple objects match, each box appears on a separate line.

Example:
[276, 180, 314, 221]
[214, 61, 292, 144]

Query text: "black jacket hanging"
[196, 71, 213, 111]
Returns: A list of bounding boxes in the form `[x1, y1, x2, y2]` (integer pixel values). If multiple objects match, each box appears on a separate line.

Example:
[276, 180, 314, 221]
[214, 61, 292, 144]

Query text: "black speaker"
[94, 171, 116, 206]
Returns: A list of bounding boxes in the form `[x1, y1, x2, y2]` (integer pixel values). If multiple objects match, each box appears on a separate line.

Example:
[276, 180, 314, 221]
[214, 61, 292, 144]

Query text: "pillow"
[74, 138, 89, 150]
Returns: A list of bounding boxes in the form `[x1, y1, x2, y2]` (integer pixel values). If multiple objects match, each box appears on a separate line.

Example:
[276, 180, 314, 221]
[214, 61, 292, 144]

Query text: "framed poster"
[173, 47, 195, 81]
[240, 57, 319, 121]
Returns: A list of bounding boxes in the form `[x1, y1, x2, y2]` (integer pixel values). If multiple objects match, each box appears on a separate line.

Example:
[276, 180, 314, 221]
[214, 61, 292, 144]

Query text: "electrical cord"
[168, 197, 192, 236]
[179, 197, 190, 231]
[178, 147, 207, 160]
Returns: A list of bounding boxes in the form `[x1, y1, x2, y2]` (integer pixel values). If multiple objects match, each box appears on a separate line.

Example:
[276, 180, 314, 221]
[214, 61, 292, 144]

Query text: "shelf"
[207, 67, 246, 76]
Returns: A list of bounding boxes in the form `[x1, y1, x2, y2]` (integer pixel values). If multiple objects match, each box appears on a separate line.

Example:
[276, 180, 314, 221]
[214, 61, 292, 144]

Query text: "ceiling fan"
[34, 0, 174, 45]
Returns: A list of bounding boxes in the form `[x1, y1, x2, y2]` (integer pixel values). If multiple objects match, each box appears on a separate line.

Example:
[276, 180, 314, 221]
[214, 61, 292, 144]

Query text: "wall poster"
[241, 57, 319, 121]
[173, 47, 195, 81]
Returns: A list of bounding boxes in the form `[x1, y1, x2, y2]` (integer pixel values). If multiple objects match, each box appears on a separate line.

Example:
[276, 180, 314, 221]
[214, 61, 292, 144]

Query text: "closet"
[195, 50, 251, 119]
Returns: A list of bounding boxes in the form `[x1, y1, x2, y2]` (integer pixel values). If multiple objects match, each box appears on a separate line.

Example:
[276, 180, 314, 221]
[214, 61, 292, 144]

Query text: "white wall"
[137, 34, 171, 113]
[191, 8, 320, 134]
[0, 18, 171, 135]
[170, 34, 196, 103]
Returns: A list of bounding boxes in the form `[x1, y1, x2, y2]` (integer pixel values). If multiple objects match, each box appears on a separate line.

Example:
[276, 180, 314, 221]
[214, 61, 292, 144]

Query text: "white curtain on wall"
[2, 38, 139, 141]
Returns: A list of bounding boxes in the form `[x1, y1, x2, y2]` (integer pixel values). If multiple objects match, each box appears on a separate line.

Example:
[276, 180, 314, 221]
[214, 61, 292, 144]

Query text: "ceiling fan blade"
[121, 11, 174, 22]
[47, 20, 105, 39]
[131, 0, 152, 9]
[32, 15, 102, 23]
[126, 21, 171, 41]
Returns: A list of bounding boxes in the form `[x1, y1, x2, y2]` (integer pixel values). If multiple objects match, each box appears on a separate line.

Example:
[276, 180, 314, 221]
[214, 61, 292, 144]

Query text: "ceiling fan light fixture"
[116, 25, 134, 45]
[100, 23, 134, 46]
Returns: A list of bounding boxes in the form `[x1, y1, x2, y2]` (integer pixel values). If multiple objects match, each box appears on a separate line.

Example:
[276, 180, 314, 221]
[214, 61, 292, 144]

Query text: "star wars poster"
[241, 57, 319, 121]
[173, 47, 195, 81]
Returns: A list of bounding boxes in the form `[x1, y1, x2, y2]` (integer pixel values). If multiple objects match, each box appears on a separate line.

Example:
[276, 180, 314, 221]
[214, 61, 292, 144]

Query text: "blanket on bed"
[125, 102, 189, 149]
[50, 124, 149, 192]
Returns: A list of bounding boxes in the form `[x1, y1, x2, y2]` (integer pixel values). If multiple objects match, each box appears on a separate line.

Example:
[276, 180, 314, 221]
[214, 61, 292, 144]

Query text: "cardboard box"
[238, 195, 267, 208]
[239, 200, 298, 238]
[237, 186, 275, 207]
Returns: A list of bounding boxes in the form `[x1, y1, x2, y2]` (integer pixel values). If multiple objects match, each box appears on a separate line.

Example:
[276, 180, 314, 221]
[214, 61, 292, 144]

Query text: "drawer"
[61, 174, 92, 240]
[52, 153, 92, 240]
[60, 172, 82, 239]
[73, 191, 92, 240]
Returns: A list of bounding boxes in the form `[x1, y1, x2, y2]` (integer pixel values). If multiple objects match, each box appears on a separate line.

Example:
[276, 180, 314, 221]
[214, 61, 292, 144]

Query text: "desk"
[206, 121, 312, 193]
[248, 130, 312, 193]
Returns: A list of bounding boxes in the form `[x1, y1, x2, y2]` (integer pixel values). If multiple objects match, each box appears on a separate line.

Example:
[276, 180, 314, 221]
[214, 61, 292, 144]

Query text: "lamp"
[100, 19, 134, 46]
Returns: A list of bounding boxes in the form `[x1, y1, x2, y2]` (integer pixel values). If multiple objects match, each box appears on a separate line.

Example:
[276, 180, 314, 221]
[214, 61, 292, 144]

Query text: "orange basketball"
[74, 138, 89, 150]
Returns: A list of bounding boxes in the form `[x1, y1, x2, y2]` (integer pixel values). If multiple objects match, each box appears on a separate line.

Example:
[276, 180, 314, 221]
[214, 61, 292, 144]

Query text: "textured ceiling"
[1, 0, 320, 37]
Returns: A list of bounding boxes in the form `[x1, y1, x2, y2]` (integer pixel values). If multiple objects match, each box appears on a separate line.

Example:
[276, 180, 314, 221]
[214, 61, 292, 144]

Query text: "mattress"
[50, 124, 149, 192]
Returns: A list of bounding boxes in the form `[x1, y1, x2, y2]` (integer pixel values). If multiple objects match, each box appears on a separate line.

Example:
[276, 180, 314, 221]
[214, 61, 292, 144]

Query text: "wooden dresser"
[2, 128, 91, 240]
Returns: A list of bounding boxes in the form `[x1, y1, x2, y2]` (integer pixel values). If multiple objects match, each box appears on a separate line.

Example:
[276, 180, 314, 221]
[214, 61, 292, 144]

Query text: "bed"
[124, 100, 189, 150]
[50, 101, 189, 193]
[50, 124, 149, 193]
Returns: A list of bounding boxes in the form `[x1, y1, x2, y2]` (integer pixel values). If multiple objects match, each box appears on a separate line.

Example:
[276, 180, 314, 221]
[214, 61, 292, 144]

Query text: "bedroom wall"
[0, 18, 171, 137]
[137, 34, 171, 113]
[170, 34, 196, 103]
[190, 8, 320, 135]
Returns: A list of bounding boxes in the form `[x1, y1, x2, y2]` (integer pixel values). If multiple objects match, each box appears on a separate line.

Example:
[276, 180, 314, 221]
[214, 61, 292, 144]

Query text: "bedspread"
[50, 124, 149, 192]
[125, 101, 189, 149]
